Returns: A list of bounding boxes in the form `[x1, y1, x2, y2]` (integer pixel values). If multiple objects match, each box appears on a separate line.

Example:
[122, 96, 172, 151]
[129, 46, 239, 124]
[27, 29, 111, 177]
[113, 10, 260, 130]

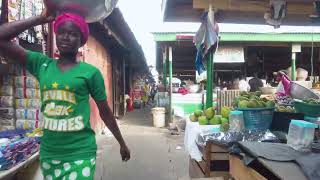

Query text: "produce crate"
[189, 143, 231, 179]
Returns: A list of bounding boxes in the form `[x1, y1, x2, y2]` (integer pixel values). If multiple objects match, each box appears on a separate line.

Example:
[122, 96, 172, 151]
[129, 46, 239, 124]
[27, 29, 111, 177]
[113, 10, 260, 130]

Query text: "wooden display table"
[229, 155, 307, 180]
[189, 143, 230, 179]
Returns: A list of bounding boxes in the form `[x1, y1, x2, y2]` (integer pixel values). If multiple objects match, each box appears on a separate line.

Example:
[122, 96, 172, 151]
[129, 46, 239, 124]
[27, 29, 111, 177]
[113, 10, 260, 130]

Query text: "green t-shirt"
[26, 51, 107, 161]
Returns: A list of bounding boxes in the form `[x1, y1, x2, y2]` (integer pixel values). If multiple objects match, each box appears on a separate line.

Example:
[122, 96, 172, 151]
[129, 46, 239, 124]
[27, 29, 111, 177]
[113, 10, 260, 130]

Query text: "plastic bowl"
[260, 87, 277, 95]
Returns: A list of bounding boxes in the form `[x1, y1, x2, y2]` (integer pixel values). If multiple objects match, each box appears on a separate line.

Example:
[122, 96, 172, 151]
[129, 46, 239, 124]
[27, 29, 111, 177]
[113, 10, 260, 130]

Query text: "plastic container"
[229, 111, 244, 132]
[287, 120, 318, 152]
[152, 107, 166, 128]
[237, 108, 275, 130]
[199, 125, 221, 134]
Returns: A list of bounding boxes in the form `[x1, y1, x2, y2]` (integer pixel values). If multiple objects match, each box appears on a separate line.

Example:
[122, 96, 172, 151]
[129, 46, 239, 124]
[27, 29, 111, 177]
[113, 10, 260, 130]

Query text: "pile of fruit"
[303, 98, 320, 105]
[234, 91, 275, 109]
[313, 82, 320, 89]
[275, 105, 295, 113]
[189, 106, 231, 132]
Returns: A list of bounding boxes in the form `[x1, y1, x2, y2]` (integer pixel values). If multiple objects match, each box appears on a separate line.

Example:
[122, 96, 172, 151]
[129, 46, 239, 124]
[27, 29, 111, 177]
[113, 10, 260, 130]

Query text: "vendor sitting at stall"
[238, 75, 250, 92]
[249, 73, 264, 92]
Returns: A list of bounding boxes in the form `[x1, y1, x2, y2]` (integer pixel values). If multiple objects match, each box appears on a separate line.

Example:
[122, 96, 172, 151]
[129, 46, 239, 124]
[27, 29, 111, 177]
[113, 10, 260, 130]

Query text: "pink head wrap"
[54, 13, 89, 45]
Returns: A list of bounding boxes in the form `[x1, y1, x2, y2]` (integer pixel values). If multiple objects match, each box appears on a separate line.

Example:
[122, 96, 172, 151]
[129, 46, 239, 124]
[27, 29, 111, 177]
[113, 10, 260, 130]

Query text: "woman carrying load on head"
[0, 8, 130, 180]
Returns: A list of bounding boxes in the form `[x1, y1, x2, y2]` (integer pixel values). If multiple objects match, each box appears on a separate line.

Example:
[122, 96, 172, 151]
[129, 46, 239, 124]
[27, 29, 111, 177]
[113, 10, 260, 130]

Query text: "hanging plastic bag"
[44, 0, 118, 23]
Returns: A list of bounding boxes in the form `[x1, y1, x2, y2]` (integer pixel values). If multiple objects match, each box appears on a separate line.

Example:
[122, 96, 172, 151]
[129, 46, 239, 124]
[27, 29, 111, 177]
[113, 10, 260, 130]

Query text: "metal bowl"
[260, 87, 277, 95]
[290, 82, 320, 101]
[45, 0, 118, 22]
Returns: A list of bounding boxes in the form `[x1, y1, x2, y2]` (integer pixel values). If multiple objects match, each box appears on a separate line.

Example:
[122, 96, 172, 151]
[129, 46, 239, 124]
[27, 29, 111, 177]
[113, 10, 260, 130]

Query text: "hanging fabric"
[194, 12, 219, 75]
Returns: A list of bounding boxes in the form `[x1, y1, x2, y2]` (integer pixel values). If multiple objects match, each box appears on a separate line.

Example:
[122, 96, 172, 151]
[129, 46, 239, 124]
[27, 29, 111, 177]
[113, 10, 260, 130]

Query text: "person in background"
[238, 75, 250, 92]
[249, 73, 264, 92]
[141, 83, 149, 107]
[0, 9, 130, 179]
[260, 74, 267, 87]
[150, 84, 157, 103]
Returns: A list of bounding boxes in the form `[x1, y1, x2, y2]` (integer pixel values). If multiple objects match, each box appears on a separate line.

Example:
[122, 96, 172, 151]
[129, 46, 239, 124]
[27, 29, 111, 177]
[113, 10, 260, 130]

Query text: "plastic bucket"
[237, 108, 275, 130]
[152, 107, 166, 128]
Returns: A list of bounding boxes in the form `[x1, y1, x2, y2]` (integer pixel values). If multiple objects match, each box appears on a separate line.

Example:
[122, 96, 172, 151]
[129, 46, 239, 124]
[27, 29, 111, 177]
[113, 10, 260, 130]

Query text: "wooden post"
[169, 46, 173, 123]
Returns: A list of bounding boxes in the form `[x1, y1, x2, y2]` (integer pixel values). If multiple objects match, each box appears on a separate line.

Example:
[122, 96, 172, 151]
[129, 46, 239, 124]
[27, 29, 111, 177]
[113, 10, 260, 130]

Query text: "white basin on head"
[45, 0, 118, 23]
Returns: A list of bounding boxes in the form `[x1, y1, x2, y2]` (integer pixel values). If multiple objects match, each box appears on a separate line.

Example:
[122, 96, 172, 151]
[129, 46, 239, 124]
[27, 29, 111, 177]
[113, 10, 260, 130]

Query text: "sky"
[117, 0, 200, 69]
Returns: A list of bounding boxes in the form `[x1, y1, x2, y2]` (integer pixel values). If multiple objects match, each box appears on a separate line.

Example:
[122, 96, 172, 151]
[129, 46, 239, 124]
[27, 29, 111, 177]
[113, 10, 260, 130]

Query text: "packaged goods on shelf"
[0, 136, 39, 170]
[0, 96, 14, 107]
[0, 108, 15, 119]
[16, 109, 42, 120]
[15, 99, 41, 109]
[14, 76, 40, 89]
[0, 86, 14, 96]
[15, 88, 40, 99]
[0, 126, 15, 131]
[0, 119, 15, 126]
[16, 119, 40, 130]
[8, 0, 21, 22]
[0, 76, 14, 86]
[12, 64, 32, 76]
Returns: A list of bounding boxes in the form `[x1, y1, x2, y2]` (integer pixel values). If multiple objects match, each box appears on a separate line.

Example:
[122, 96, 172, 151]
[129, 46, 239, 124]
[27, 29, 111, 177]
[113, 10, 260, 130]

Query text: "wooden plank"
[210, 144, 228, 153]
[229, 155, 267, 180]
[209, 171, 231, 179]
[193, 0, 313, 15]
[210, 153, 229, 161]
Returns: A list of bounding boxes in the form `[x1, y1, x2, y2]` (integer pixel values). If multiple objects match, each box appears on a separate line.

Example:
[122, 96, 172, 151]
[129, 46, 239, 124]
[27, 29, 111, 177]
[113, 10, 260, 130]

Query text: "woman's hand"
[120, 144, 131, 162]
[40, 8, 55, 23]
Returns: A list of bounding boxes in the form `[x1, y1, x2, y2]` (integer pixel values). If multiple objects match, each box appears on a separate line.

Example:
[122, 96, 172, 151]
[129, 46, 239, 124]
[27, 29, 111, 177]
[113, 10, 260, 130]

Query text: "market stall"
[184, 82, 320, 179]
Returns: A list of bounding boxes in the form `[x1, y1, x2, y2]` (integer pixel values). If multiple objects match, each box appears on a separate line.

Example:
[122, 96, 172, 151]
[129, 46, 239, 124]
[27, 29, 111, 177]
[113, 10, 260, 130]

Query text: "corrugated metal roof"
[153, 32, 320, 42]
